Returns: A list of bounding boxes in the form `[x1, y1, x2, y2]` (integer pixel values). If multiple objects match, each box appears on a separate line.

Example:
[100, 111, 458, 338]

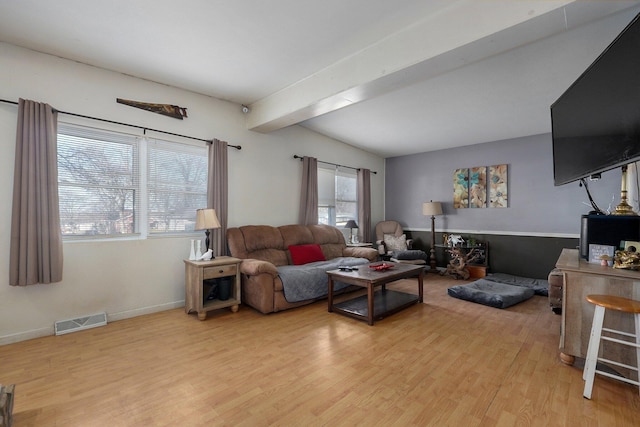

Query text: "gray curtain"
[357, 168, 372, 243]
[10, 99, 63, 286]
[299, 156, 318, 225]
[207, 139, 228, 256]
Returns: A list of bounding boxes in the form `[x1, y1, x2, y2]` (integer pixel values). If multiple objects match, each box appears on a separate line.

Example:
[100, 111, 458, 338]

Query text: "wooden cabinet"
[555, 248, 640, 378]
[184, 256, 242, 320]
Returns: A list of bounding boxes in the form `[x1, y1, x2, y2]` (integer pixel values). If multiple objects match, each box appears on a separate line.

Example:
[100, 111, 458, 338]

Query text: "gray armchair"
[375, 220, 427, 265]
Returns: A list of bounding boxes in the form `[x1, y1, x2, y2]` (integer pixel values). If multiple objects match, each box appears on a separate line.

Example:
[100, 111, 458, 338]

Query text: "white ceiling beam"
[246, 0, 590, 133]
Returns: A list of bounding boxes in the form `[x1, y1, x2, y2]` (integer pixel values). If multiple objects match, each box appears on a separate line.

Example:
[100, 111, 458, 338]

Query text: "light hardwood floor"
[2, 276, 640, 426]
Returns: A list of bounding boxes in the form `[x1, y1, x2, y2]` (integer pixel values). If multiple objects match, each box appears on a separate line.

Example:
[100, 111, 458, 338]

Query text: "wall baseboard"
[107, 300, 185, 323]
[0, 327, 54, 346]
[0, 300, 185, 346]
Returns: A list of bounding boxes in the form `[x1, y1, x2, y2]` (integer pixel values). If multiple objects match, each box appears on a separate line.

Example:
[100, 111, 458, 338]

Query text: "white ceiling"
[0, 0, 639, 157]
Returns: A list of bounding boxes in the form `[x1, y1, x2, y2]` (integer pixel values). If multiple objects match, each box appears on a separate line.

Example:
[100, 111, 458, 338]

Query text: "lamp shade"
[344, 220, 359, 229]
[195, 208, 221, 230]
[422, 201, 443, 216]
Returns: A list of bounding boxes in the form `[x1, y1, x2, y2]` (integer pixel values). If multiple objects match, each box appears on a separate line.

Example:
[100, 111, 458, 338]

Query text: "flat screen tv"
[551, 11, 640, 186]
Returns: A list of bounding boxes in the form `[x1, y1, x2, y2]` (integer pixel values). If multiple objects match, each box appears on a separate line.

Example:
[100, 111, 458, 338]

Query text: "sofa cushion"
[309, 225, 349, 259]
[227, 225, 289, 266]
[280, 224, 315, 247]
[288, 244, 326, 265]
[384, 234, 408, 251]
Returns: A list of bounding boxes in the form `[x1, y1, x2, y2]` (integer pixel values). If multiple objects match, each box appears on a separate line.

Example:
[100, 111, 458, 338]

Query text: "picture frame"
[588, 244, 615, 264]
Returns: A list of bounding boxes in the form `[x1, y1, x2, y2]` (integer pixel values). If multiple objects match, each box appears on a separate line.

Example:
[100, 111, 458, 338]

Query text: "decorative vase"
[189, 239, 196, 260]
[195, 240, 202, 259]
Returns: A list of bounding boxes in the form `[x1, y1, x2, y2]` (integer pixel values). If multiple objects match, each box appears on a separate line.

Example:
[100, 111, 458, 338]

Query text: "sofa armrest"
[239, 259, 279, 278]
[343, 246, 379, 262]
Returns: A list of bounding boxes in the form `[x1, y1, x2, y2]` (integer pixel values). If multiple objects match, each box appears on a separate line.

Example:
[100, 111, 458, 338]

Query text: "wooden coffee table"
[327, 262, 424, 325]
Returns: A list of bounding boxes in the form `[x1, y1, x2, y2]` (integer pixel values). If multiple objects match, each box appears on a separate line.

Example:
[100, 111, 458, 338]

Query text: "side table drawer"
[203, 264, 237, 280]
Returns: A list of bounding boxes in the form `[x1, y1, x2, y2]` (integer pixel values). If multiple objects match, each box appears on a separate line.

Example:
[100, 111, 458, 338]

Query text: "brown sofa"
[226, 224, 378, 313]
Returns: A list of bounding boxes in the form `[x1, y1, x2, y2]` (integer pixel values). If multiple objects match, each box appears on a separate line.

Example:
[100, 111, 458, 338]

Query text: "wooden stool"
[583, 294, 640, 399]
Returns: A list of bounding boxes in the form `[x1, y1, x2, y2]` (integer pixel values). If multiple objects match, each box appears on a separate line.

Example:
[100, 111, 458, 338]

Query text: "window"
[147, 140, 208, 234]
[57, 123, 208, 239]
[318, 166, 357, 228]
[58, 124, 139, 237]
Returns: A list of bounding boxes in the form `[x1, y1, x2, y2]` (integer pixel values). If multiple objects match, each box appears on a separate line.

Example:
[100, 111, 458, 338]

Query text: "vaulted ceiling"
[1, 1, 639, 157]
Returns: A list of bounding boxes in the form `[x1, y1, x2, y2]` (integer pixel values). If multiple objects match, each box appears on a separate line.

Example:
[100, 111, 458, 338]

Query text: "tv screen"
[551, 12, 640, 186]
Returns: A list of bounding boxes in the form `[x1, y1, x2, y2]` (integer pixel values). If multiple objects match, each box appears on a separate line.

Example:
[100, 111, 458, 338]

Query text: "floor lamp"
[423, 201, 443, 273]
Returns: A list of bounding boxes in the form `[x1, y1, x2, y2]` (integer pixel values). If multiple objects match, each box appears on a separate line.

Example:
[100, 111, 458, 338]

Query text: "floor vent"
[55, 312, 107, 336]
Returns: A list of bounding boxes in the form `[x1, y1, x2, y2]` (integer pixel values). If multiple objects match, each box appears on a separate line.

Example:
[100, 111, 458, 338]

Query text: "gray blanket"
[278, 257, 369, 303]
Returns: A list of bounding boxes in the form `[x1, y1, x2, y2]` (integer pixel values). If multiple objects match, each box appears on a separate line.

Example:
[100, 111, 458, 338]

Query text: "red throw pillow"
[288, 244, 326, 265]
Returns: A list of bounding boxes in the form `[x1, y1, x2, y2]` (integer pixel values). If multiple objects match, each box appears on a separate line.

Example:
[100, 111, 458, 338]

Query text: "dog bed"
[482, 273, 549, 296]
[447, 279, 535, 309]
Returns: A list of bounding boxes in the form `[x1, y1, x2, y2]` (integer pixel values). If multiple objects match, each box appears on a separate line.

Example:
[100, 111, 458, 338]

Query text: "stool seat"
[583, 294, 640, 399]
[586, 294, 640, 313]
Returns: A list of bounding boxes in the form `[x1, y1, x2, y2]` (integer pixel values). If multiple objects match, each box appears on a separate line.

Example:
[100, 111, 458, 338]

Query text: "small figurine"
[599, 254, 612, 267]
[198, 249, 213, 261]
[448, 234, 465, 246]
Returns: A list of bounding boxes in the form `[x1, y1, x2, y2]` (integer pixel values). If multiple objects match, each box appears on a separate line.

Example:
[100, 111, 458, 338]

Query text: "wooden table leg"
[417, 269, 424, 303]
[328, 277, 334, 312]
[367, 283, 374, 325]
[560, 352, 575, 366]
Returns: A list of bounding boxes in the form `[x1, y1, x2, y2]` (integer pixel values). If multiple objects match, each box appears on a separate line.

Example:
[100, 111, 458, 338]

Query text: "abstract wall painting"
[489, 164, 508, 208]
[469, 166, 487, 208]
[453, 168, 469, 208]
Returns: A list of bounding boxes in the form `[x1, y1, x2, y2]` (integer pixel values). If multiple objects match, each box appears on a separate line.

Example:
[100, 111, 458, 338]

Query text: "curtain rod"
[293, 154, 377, 174]
[0, 98, 241, 150]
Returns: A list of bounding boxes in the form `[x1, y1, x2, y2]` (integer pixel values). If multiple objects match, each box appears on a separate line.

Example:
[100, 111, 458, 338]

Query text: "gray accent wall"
[385, 133, 621, 236]
[385, 133, 623, 278]
[408, 230, 577, 280]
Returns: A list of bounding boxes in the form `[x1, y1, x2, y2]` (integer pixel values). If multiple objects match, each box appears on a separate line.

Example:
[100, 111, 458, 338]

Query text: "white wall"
[0, 42, 385, 344]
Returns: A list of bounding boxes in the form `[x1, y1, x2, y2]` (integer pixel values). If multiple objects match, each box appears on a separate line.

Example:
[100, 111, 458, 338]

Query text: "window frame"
[57, 122, 208, 241]
[317, 165, 358, 229]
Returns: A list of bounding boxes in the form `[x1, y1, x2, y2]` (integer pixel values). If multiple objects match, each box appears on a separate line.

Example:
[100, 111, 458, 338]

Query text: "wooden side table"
[184, 256, 242, 320]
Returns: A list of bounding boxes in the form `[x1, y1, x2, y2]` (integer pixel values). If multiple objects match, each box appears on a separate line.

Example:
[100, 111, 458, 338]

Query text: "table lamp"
[344, 220, 359, 244]
[195, 208, 221, 258]
[422, 201, 443, 272]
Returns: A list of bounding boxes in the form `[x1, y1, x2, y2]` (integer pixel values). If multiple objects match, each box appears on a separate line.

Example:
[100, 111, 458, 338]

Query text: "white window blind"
[58, 124, 139, 237]
[336, 167, 357, 227]
[147, 139, 208, 234]
[317, 165, 357, 227]
[57, 123, 209, 239]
